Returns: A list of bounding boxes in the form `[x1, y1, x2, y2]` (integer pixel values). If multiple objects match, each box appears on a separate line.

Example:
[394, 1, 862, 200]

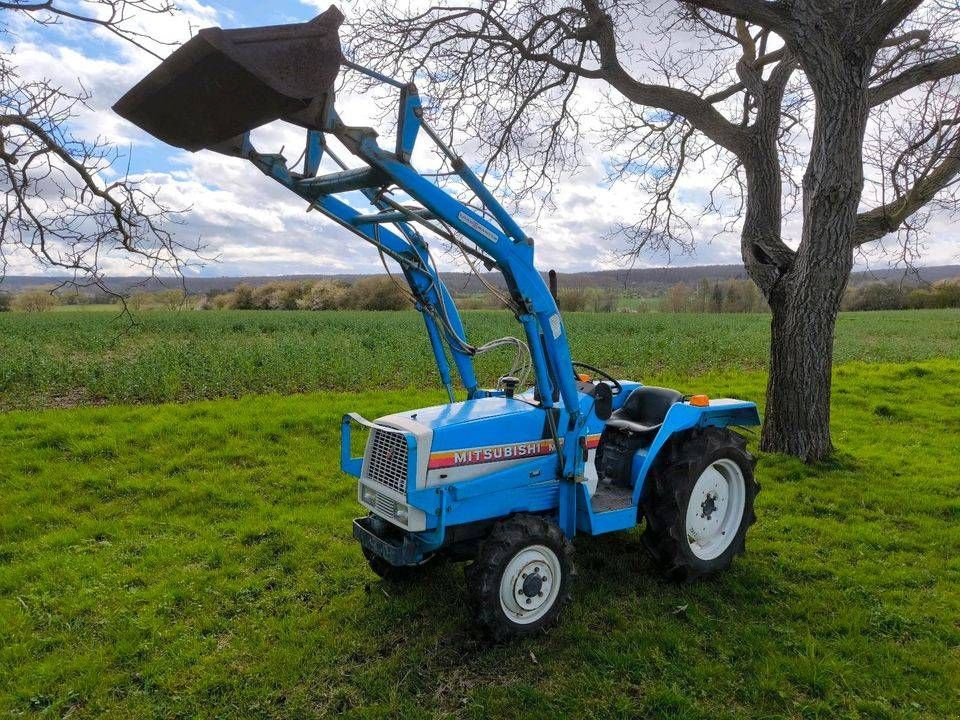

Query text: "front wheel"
[642, 428, 758, 582]
[465, 514, 575, 641]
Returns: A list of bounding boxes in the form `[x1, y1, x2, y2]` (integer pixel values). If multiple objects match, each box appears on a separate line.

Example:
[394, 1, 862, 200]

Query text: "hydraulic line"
[474, 336, 532, 390]
[378, 224, 532, 391]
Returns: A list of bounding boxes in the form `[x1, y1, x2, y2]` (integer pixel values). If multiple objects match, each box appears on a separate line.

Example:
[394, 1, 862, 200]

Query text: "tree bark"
[741, 126, 793, 296]
[759, 25, 874, 461]
[761, 274, 845, 461]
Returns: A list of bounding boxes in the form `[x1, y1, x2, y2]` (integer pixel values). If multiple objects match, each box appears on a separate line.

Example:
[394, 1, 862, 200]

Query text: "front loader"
[115, 6, 761, 640]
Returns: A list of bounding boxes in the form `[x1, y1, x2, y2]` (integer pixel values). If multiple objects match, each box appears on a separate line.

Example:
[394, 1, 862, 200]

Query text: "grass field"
[0, 308, 958, 409]
[1, 309, 959, 718]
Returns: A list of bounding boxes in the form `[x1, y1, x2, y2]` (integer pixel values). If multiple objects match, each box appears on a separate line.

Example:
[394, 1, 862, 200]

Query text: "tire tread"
[465, 514, 575, 641]
[641, 427, 758, 583]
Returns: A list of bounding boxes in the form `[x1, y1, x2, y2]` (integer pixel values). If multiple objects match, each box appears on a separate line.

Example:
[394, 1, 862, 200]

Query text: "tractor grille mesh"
[364, 428, 408, 494]
[373, 492, 398, 518]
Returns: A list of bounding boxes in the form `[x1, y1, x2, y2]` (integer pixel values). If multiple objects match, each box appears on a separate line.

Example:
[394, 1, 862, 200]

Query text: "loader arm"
[112, 5, 586, 488]
[113, 8, 764, 597]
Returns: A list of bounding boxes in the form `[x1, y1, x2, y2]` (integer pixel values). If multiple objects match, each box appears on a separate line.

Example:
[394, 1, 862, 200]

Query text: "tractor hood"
[378, 397, 558, 486]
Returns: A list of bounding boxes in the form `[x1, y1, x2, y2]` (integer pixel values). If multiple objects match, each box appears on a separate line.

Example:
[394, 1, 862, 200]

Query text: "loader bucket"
[113, 5, 344, 153]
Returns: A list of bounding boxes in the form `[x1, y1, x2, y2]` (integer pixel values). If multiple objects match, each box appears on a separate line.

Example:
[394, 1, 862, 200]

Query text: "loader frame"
[237, 63, 593, 535]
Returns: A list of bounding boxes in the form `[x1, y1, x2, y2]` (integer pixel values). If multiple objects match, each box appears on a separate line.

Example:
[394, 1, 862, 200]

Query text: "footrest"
[591, 482, 634, 513]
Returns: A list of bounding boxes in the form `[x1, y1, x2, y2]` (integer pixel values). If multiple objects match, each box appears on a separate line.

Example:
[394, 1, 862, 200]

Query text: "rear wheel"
[642, 428, 758, 582]
[465, 514, 574, 641]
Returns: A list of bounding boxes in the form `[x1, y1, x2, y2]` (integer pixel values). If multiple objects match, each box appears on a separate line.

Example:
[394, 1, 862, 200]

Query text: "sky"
[5, 0, 958, 278]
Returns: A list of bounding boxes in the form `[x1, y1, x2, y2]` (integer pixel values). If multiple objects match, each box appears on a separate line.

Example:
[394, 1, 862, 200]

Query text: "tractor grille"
[364, 427, 409, 495]
[373, 491, 398, 518]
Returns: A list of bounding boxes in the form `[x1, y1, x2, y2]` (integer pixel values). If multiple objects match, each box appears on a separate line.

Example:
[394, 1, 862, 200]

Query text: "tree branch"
[580, 0, 748, 154]
[854, 127, 960, 245]
[862, 0, 925, 47]
[870, 53, 960, 106]
[0, 71, 194, 284]
[604, 70, 749, 154]
[881, 28, 930, 47]
[0, 114, 132, 243]
[0, 1, 52, 8]
[0, 0, 177, 58]
[681, 0, 790, 33]
[703, 47, 787, 103]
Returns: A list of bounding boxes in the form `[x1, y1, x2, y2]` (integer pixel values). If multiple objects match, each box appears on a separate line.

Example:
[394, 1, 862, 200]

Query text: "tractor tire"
[641, 427, 758, 583]
[465, 514, 575, 641]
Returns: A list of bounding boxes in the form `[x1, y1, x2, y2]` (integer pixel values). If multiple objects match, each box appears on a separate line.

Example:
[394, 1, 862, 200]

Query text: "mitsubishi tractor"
[115, 6, 761, 640]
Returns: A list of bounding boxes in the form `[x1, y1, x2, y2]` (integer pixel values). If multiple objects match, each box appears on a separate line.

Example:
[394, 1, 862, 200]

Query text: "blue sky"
[33, 0, 322, 177]
[7, 1, 958, 277]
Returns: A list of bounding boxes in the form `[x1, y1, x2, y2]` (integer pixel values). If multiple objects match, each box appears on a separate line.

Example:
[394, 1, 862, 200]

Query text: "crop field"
[1, 309, 959, 718]
[1, 308, 959, 409]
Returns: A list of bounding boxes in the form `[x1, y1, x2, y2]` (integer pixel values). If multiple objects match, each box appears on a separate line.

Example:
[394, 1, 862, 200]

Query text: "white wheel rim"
[499, 544, 562, 625]
[685, 459, 746, 561]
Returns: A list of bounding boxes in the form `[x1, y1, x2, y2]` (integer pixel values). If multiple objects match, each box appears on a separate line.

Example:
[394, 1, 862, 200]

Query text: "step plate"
[591, 482, 634, 513]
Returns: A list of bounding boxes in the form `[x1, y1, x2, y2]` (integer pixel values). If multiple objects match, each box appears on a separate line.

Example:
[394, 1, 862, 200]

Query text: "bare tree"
[355, 0, 960, 461]
[0, 1, 194, 292]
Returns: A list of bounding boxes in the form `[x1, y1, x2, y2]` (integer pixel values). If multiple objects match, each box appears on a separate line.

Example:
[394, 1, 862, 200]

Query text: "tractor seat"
[605, 386, 683, 436]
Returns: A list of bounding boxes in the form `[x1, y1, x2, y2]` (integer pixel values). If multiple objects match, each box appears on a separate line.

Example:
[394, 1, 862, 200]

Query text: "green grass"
[2, 308, 959, 717]
[2, 358, 959, 718]
[0, 308, 958, 409]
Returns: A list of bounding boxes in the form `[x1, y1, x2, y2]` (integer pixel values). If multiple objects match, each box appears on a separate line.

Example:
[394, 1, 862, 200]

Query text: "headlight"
[361, 485, 377, 505]
[394, 504, 409, 524]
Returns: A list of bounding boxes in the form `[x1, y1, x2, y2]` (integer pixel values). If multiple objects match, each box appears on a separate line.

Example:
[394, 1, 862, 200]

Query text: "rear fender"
[630, 399, 760, 505]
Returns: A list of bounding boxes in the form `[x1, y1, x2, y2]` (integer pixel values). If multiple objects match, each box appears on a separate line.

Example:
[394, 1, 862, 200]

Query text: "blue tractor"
[115, 6, 761, 640]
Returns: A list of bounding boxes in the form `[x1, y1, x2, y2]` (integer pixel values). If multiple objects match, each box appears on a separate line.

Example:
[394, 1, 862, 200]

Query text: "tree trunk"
[761, 275, 843, 461]
[758, 31, 874, 461]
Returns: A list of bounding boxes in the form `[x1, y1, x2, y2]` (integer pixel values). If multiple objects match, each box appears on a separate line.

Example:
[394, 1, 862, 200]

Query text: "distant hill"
[3, 264, 959, 296]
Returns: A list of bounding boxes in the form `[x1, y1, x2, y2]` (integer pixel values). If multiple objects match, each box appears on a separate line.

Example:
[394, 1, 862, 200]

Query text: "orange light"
[689, 394, 710, 407]
[577, 373, 592, 382]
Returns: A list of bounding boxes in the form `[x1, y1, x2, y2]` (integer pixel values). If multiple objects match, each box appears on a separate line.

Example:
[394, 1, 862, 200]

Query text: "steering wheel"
[572, 361, 622, 396]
